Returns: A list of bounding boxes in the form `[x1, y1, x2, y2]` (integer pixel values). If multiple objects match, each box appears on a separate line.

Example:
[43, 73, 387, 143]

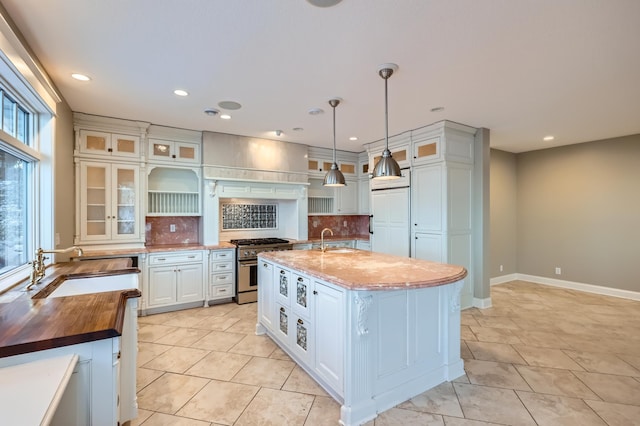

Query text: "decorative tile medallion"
[221, 203, 277, 230]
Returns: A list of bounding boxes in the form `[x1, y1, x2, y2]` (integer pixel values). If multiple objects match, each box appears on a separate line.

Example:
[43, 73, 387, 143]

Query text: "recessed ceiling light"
[275, 130, 283, 136]
[218, 101, 242, 110]
[308, 108, 324, 116]
[293, 127, 304, 132]
[71, 73, 91, 81]
[349, 136, 358, 141]
[174, 89, 189, 96]
[543, 135, 555, 141]
[220, 114, 231, 120]
[306, 0, 342, 7]
[430, 106, 445, 112]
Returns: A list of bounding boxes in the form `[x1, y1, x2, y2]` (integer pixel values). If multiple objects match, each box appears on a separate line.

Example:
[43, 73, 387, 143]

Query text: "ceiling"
[1, 0, 639, 153]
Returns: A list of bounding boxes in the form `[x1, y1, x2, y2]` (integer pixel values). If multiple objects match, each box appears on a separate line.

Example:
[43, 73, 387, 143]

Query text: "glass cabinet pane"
[152, 142, 171, 157]
[85, 166, 107, 236]
[86, 134, 107, 151]
[296, 321, 308, 351]
[178, 145, 195, 160]
[116, 168, 136, 236]
[296, 281, 307, 308]
[115, 136, 136, 154]
[279, 273, 288, 297]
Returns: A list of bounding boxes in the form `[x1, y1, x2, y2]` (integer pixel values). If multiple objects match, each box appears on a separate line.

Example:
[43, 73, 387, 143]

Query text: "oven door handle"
[239, 260, 258, 268]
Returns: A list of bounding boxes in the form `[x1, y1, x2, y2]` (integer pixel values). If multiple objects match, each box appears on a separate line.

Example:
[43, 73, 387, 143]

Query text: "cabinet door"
[358, 178, 370, 214]
[291, 314, 314, 366]
[336, 180, 358, 214]
[258, 261, 274, 330]
[412, 233, 443, 262]
[174, 142, 200, 164]
[411, 164, 442, 233]
[79, 130, 111, 157]
[79, 162, 111, 241]
[275, 267, 291, 306]
[412, 135, 441, 165]
[177, 263, 204, 302]
[275, 303, 291, 345]
[110, 133, 140, 158]
[148, 266, 177, 306]
[149, 139, 173, 162]
[292, 273, 312, 320]
[112, 164, 139, 239]
[314, 281, 344, 393]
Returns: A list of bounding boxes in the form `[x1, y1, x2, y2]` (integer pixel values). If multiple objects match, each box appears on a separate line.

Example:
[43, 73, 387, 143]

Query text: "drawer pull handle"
[158, 258, 166, 261]
[280, 271, 285, 275]
[188, 256, 196, 259]
[280, 307, 285, 312]
[219, 289, 227, 293]
[297, 318, 304, 325]
[297, 277, 303, 282]
[263, 263, 268, 267]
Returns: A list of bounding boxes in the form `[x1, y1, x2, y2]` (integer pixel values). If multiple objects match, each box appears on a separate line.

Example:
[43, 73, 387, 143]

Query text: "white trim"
[472, 297, 492, 309]
[490, 273, 518, 286]
[502, 274, 640, 302]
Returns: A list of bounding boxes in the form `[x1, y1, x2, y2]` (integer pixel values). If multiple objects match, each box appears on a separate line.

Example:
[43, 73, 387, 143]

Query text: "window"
[0, 87, 37, 288]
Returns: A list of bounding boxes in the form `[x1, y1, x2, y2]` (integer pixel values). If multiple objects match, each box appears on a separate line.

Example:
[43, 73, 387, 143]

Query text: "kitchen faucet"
[321, 228, 333, 252]
[26, 246, 83, 290]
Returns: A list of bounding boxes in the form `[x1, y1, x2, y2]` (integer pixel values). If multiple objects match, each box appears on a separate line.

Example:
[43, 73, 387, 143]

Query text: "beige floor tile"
[140, 412, 212, 426]
[617, 353, 640, 372]
[514, 330, 572, 349]
[464, 359, 532, 391]
[460, 313, 479, 327]
[304, 396, 341, 425]
[138, 324, 180, 343]
[282, 364, 329, 396]
[224, 318, 259, 334]
[465, 341, 527, 364]
[201, 302, 240, 317]
[142, 346, 210, 373]
[154, 327, 211, 347]
[460, 341, 474, 360]
[474, 316, 520, 330]
[398, 381, 463, 417]
[460, 325, 477, 341]
[442, 417, 503, 425]
[469, 326, 522, 344]
[177, 379, 259, 424]
[564, 350, 640, 376]
[584, 399, 640, 426]
[374, 407, 444, 425]
[231, 356, 295, 389]
[228, 334, 277, 357]
[185, 350, 251, 381]
[161, 312, 213, 328]
[191, 315, 241, 331]
[137, 342, 172, 366]
[512, 345, 585, 370]
[131, 408, 154, 425]
[188, 330, 245, 352]
[137, 367, 164, 391]
[572, 371, 640, 405]
[515, 365, 599, 399]
[234, 387, 315, 425]
[137, 372, 209, 414]
[269, 346, 293, 361]
[516, 391, 606, 425]
[452, 374, 470, 384]
[453, 383, 536, 425]
[138, 311, 178, 325]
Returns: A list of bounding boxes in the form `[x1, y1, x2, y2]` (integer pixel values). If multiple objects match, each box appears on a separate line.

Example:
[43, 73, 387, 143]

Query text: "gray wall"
[491, 135, 640, 292]
[53, 100, 75, 259]
[490, 149, 518, 277]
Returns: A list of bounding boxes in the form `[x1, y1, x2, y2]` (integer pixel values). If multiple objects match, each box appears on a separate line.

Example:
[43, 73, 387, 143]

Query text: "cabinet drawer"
[276, 267, 292, 306]
[210, 272, 234, 285]
[210, 261, 233, 272]
[211, 249, 234, 261]
[292, 273, 312, 320]
[149, 251, 203, 265]
[210, 284, 233, 298]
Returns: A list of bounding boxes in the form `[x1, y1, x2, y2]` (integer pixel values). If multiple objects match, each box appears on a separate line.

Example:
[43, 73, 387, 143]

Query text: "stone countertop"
[291, 235, 370, 244]
[0, 259, 141, 358]
[79, 242, 236, 258]
[259, 249, 466, 291]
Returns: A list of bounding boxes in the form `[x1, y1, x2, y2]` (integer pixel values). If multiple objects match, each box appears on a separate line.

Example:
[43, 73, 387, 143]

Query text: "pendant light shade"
[372, 63, 401, 180]
[323, 98, 347, 187]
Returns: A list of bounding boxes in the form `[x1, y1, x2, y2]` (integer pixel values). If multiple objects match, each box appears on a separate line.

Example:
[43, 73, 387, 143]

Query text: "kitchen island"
[256, 248, 467, 426]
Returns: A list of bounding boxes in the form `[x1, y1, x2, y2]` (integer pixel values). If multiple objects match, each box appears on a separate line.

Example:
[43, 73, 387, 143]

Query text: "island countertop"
[0, 259, 140, 358]
[259, 249, 467, 291]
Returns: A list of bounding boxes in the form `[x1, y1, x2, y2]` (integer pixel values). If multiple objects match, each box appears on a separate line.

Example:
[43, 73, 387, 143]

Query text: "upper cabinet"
[147, 166, 201, 216]
[148, 139, 200, 165]
[78, 130, 141, 159]
[307, 147, 358, 179]
[367, 131, 412, 170]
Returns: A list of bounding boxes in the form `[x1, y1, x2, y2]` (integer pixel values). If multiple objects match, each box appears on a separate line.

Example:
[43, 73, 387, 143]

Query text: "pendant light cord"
[384, 74, 389, 152]
[333, 102, 337, 163]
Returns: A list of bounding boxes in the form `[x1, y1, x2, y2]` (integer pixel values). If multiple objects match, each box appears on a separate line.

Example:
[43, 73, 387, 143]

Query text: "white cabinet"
[355, 239, 371, 251]
[78, 130, 141, 159]
[258, 260, 274, 330]
[208, 249, 235, 301]
[314, 280, 344, 394]
[367, 131, 412, 171]
[411, 164, 443, 233]
[336, 179, 358, 214]
[358, 177, 370, 214]
[308, 177, 359, 215]
[147, 166, 201, 216]
[148, 138, 200, 164]
[147, 251, 205, 310]
[76, 160, 142, 245]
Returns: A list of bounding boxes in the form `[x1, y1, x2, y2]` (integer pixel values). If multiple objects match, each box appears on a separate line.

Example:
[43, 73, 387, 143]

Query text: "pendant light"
[323, 98, 347, 187]
[372, 63, 401, 180]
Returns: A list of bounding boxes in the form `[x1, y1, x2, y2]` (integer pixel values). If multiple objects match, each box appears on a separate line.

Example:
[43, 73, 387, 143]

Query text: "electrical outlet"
[343, 220, 347, 227]
[55, 233, 60, 246]
[555, 267, 561, 275]
[499, 265, 503, 272]
[170, 224, 176, 232]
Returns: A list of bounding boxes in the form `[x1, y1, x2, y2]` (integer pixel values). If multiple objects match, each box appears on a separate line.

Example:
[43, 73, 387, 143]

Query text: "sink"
[46, 273, 139, 298]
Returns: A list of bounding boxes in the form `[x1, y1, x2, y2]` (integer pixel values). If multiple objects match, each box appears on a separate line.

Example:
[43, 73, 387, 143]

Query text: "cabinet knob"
[280, 270, 285, 275]
[263, 263, 268, 267]
[313, 290, 318, 295]
[172, 154, 176, 158]
[414, 223, 417, 226]
[297, 318, 304, 325]
[280, 307, 285, 312]
[297, 277, 303, 282]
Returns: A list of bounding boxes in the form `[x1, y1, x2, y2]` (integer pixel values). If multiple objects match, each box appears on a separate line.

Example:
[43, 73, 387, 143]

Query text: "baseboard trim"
[490, 274, 518, 286]
[473, 297, 492, 309]
[513, 274, 640, 301]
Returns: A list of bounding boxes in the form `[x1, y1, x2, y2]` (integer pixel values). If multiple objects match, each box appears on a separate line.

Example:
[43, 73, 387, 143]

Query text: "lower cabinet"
[209, 249, 235, 302]
[147, 251, 205, 310]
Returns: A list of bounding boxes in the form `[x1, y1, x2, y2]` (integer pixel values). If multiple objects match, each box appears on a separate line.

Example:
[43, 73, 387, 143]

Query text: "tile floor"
[132, 281, 640, 425]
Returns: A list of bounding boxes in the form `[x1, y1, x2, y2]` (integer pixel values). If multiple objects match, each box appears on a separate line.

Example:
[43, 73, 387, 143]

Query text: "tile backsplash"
[145, 216, 199, 245]
[221, 203, 277, 230]
[308, 215, 370, 238]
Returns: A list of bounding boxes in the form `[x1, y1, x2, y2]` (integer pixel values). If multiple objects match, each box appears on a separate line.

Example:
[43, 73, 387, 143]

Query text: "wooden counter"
[0, 259, 140, 358]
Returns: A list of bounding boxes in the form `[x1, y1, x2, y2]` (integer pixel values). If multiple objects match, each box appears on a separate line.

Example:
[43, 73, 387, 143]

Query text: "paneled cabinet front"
[76, 160, 142, 244]
[147, 251, 205, 309]
[148, 139, 200, 164]
[78, 129, 141, 159]
[209, 249, 235, 301]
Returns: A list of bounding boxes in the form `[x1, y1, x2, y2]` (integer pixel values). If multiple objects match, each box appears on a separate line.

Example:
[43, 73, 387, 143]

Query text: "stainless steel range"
[230, 238, 293, 304]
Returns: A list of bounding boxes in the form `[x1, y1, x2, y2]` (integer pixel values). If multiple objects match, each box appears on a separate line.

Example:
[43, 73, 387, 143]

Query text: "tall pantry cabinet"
[74, 113, 150, 248]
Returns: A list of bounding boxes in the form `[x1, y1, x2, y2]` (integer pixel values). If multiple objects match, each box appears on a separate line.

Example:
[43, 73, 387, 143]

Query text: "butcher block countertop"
[259, 249, 467, 291]
[0, 259, 140, 358]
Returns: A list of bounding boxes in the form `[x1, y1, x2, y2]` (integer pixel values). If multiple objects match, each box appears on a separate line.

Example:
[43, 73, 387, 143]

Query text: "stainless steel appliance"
[231, 238, 293, 304]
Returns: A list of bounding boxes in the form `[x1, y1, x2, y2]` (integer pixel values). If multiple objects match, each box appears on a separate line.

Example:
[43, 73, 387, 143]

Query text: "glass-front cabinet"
[148, 139, 200, 164]
[78, 130, 141, 159]
[77, 161, 141, 243]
